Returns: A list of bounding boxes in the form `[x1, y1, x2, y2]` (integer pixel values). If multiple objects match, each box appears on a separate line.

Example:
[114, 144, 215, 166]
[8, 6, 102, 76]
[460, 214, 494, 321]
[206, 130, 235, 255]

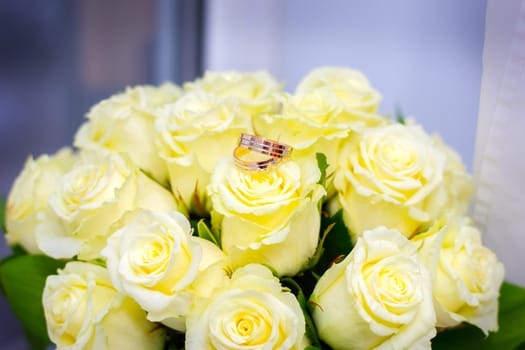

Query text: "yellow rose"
[101, 209, 227, 331]
[183, 70, 282, 116]
[208, 158, 325, 276]
[431, 134, 473, 215]
[414, 217, 504, 333]
[252, 88, 388, 197]
[155, 91, 253, 215]
[311, 227, 436, 350]
[75, 83, 181, 184]
[43, 262, 164, 350]
[296, 66, 382, 113]
[335, 123, 447, 239]
[186, 264, 308, 350]
[5, 148, 75, 253]
[37, 151, 176, 260]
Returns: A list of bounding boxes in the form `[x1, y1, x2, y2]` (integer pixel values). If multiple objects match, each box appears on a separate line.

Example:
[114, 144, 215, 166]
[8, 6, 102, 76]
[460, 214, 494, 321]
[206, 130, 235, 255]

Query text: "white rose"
[75, 83, 181, 184]
[414, 217, 504, 333]
[296, 66, 382, 113]
[311, 227, 436, 350]
[102, 209, 227, 331]
[5, 148, 75, 253]
[183, 70, 282, 116]
[186, 264, 308, 350]
[335, 123, 447, 239]
[43, 261, 165, 350]
[37, 151, 176, 260]
[155, 91, 253, 215]
[208, 158, 325, 276]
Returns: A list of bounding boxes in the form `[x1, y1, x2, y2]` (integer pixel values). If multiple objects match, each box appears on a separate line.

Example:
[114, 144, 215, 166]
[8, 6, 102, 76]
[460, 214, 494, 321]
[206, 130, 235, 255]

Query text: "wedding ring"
[233, 146, 279, 171]
[239, 133, 293, 159]
[233, 134, 292, 171]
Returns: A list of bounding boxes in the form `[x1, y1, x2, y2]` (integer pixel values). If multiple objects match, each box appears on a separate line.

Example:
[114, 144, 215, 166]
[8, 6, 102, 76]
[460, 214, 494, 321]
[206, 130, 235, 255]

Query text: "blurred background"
[0, 0, 487, 348]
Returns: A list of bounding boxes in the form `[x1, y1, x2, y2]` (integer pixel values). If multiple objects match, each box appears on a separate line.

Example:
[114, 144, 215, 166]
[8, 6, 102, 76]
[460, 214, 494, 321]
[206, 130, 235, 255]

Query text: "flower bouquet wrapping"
[2, 67, 525, 350]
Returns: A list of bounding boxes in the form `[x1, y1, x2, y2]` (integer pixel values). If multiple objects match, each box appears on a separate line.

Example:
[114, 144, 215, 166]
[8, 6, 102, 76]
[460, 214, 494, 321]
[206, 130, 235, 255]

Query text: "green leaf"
[139, 168, 169, 190]
[313, 210, 353, 276]
[0, 255, 65, 348]
[316, 153, 329, 187]
[163, 329, 185, 350]
[7, 244, 27, 256]
[432, 282, 525, 349]
[432, 325, 487, 350]
[195, 219, 220, 247]
[492, 283, 525, 348]
[306, 222, 335, 270]
[395, 105, 406, 125]
[281, 277, 323, 348]
[188, 182, 209, 217]
[0, 195, 6, 233]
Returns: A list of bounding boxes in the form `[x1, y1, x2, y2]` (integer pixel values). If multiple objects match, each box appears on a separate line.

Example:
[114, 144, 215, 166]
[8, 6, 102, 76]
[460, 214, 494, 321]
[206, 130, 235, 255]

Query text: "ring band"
[233, 134, 293, 171]
[233, 146, 279, 171]
[239, 133, 292, 159]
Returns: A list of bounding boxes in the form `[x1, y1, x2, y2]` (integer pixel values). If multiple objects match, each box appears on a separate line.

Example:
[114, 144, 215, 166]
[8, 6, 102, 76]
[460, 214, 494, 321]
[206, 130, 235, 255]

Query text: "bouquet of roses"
[1, 67, 523, 350]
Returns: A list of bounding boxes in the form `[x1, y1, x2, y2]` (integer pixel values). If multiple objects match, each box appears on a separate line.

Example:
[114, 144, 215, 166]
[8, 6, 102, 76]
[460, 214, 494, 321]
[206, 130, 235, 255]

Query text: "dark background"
[0, 0, 203, 348]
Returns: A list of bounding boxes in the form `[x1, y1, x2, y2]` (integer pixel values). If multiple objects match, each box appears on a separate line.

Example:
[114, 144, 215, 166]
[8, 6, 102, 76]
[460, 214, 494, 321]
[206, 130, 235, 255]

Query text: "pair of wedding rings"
[233, 133, 293, 171]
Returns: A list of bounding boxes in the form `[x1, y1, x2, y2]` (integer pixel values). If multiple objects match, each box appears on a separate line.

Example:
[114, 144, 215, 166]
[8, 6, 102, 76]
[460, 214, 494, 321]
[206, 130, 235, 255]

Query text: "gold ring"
[233, 146, 280, 171]
[238, 133, 293, 159]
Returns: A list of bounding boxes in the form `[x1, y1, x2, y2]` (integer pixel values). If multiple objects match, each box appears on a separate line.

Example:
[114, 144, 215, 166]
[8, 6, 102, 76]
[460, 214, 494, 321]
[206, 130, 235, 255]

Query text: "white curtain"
[474, 0, 525, 285]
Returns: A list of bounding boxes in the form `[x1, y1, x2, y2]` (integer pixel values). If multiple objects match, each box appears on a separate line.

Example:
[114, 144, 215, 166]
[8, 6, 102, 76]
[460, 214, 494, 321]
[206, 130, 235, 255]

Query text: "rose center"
[379, 143, 413, 169]
[380, 269, 407, 296]
[131, 233, 173, 276]
[142, 241, 165, 264]
[70, 168, 100, 197]
[236, 317, 255, 336]
[49, 284, 88, 342]
[471, 247, 496, 293]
